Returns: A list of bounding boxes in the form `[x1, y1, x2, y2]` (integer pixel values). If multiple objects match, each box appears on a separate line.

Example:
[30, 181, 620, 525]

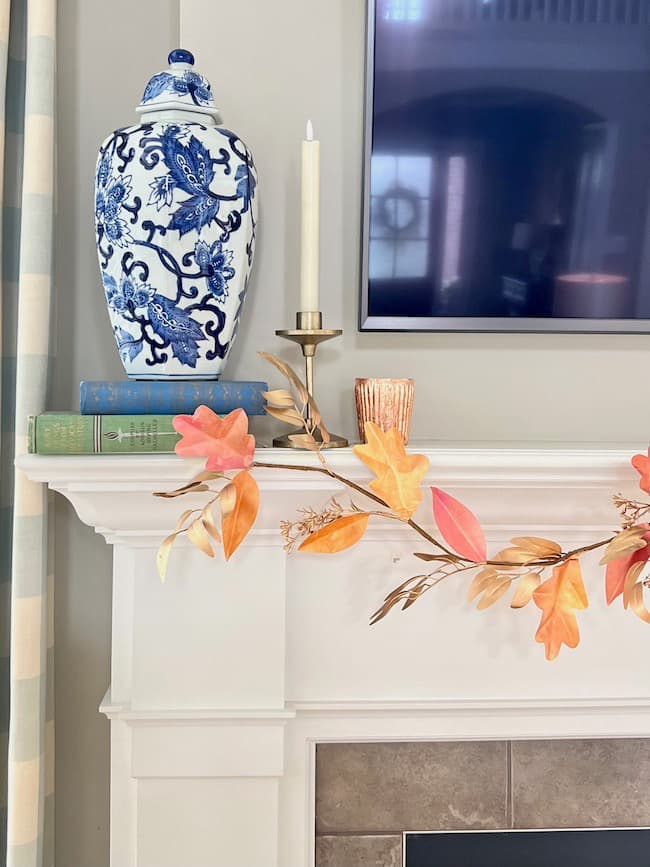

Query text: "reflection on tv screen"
[364, 0, 650, 327]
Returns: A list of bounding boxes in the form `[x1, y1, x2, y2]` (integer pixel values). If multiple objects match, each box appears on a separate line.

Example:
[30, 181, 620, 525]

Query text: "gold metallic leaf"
[476, 578, 512, 610]
[154, 483, 211, 499]
[629, 583, 650, 624]
[259, 352, 310, 404]
[154, 469, 225, 498]
[510, 537, 561, 557]
[511, 572, 542, 609]
[156, 536, 175, 583]
[262, 389, 295, 407]
[467, 567, 497, 602]
[623, 560, 645, 609]
[304, 392, 331, 443]
[187, 518, 214, 559]
[317, 416, 331, 445]
[259, 353, 331, 443]
[156, 508, 194, 581]
[600, 527, 647, 565]
[187, 469, 227, 486]
[493, 547, 539, 566]
[201, 503, 221, 543]
[309, 400, 322, 427]
[265, 405, 306, 427]
[219, 482, 238, 518]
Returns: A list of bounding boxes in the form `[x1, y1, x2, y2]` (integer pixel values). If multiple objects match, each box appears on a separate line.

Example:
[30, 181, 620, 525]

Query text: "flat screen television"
[360, 0, 650, 331]
[405, 827, 650, 865]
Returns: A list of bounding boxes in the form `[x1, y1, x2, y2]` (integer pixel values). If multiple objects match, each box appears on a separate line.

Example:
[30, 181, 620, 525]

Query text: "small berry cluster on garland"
[155, 353, 650, 661]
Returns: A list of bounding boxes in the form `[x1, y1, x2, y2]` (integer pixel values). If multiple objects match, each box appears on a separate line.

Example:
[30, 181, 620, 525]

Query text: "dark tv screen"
[361, 0, 650, 331]
[406, 828, 650, 865]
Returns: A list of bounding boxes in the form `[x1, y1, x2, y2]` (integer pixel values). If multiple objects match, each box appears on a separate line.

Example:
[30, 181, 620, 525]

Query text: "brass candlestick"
[273, 311, 349, 449]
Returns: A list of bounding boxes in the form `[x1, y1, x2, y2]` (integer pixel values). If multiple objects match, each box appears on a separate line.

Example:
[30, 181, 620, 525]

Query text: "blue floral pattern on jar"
[95, 53, 257, 380]
[142, 70, 212, 107]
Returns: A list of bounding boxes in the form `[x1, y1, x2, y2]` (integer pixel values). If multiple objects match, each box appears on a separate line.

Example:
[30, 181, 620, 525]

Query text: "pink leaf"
[631, 448, 650, 495]
[431, 487, 487, 563]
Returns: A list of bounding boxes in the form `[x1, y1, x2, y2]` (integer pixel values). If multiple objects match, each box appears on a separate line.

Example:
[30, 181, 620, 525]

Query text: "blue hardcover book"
[80, 380, 268, 416]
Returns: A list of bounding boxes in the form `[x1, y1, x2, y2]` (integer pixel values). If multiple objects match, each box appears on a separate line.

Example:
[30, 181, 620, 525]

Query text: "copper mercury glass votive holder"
[354, 378, 415, 445]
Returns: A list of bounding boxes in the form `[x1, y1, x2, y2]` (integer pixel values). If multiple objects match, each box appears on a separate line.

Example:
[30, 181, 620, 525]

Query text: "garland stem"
[252, 460, 454, 554]
[252, 461, 619, 570]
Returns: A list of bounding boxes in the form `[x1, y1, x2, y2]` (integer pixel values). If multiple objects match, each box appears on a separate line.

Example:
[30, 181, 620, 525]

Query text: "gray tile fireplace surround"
[315, 739, 650, 867]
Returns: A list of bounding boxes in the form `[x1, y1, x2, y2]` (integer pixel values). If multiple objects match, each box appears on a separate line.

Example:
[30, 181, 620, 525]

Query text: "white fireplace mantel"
[18, 445, 650, 867]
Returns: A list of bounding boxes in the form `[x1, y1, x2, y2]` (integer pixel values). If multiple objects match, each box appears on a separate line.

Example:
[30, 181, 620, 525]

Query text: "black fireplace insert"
[405, 827, 650, 866]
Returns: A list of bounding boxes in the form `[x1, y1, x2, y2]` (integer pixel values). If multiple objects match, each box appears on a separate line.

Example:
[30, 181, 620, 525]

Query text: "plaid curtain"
[0, 1, 56, 865]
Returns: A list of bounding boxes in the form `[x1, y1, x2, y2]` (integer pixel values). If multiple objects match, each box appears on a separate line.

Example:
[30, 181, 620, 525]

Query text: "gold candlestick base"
[272, 429, 350, 450]
[272, 311, 349, 449]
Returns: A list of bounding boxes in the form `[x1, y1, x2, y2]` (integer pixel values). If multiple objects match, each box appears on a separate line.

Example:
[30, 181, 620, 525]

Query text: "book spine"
[29, 415, 182, 455]
[28, 415, 36, 454]
[79, 381, 268, 416]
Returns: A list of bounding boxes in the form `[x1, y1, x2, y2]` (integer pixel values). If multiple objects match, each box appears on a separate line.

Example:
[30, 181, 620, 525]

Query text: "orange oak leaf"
[173, 406, 255, 471]
[631, 448, 650, 494]
[353, 422, 429, 520]
[431, 487, 487, 563]
[605, 524, 650, 606]
[221, 470, 259, 560]
[299, 513, 370, 554]
[533, 558, 588, 661]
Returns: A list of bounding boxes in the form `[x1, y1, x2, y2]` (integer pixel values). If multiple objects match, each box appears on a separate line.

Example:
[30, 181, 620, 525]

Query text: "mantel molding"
[17, 442, 643, 487]
[17, 443, 642, 545]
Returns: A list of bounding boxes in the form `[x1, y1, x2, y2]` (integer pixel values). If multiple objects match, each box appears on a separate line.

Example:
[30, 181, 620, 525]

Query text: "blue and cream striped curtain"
[0, 1, 56, 865]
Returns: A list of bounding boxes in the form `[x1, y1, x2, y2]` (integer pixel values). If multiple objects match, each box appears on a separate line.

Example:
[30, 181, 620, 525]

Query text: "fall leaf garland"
[154, 354, 650, 660]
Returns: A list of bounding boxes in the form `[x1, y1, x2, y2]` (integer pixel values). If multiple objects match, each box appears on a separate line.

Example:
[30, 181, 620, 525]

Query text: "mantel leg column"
[103, 542, 290, 867]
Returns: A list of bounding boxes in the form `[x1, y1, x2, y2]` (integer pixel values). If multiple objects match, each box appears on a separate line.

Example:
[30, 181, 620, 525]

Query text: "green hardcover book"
[28, 413, 183, 455]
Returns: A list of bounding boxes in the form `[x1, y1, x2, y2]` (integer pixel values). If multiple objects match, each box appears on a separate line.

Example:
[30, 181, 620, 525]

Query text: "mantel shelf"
[18, 444, 644, 542]
[16, 441, 644, 486]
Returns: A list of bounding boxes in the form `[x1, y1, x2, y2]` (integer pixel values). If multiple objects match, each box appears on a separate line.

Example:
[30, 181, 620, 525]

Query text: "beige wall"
[54, 2, 179, 864]
[183, 0, 650, 446]
[54, 0, 649, 863]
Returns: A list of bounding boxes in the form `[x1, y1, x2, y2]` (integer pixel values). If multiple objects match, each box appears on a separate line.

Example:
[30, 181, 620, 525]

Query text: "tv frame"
[358, 0, 650, 334]
[403, 826, 650, 866]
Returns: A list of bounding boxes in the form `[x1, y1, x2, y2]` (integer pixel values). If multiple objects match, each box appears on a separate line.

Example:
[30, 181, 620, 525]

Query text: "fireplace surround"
[315, 740, 650, 866]
[17, 445, 650, 867]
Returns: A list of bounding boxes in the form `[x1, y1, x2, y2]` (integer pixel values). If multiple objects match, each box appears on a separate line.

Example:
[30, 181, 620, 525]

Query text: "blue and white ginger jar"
[94, 49, 258, 379]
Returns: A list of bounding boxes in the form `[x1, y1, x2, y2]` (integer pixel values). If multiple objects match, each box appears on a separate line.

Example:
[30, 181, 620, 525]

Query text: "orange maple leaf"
[631, 448, 650, 494]
[299, 514, 370, 554]
[221, 470, 259, 560]
[353, 422, 429, 520]
[173, 406, 255, 471]
[533, 558, 588, 661]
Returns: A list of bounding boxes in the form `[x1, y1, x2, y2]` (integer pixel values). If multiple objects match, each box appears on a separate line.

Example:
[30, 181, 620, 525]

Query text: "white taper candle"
[300, 120, 320, 313]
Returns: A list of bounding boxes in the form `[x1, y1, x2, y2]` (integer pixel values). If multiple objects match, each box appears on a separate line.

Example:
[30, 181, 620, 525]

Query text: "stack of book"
[28, 380, 268, 455]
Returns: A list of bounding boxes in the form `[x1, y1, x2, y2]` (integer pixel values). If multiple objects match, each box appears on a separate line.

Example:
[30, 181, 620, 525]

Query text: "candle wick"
[306, 119, 314, 142]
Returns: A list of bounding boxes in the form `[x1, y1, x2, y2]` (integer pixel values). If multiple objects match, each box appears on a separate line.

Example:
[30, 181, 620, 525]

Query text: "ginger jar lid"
[136, 49, 220, 120]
